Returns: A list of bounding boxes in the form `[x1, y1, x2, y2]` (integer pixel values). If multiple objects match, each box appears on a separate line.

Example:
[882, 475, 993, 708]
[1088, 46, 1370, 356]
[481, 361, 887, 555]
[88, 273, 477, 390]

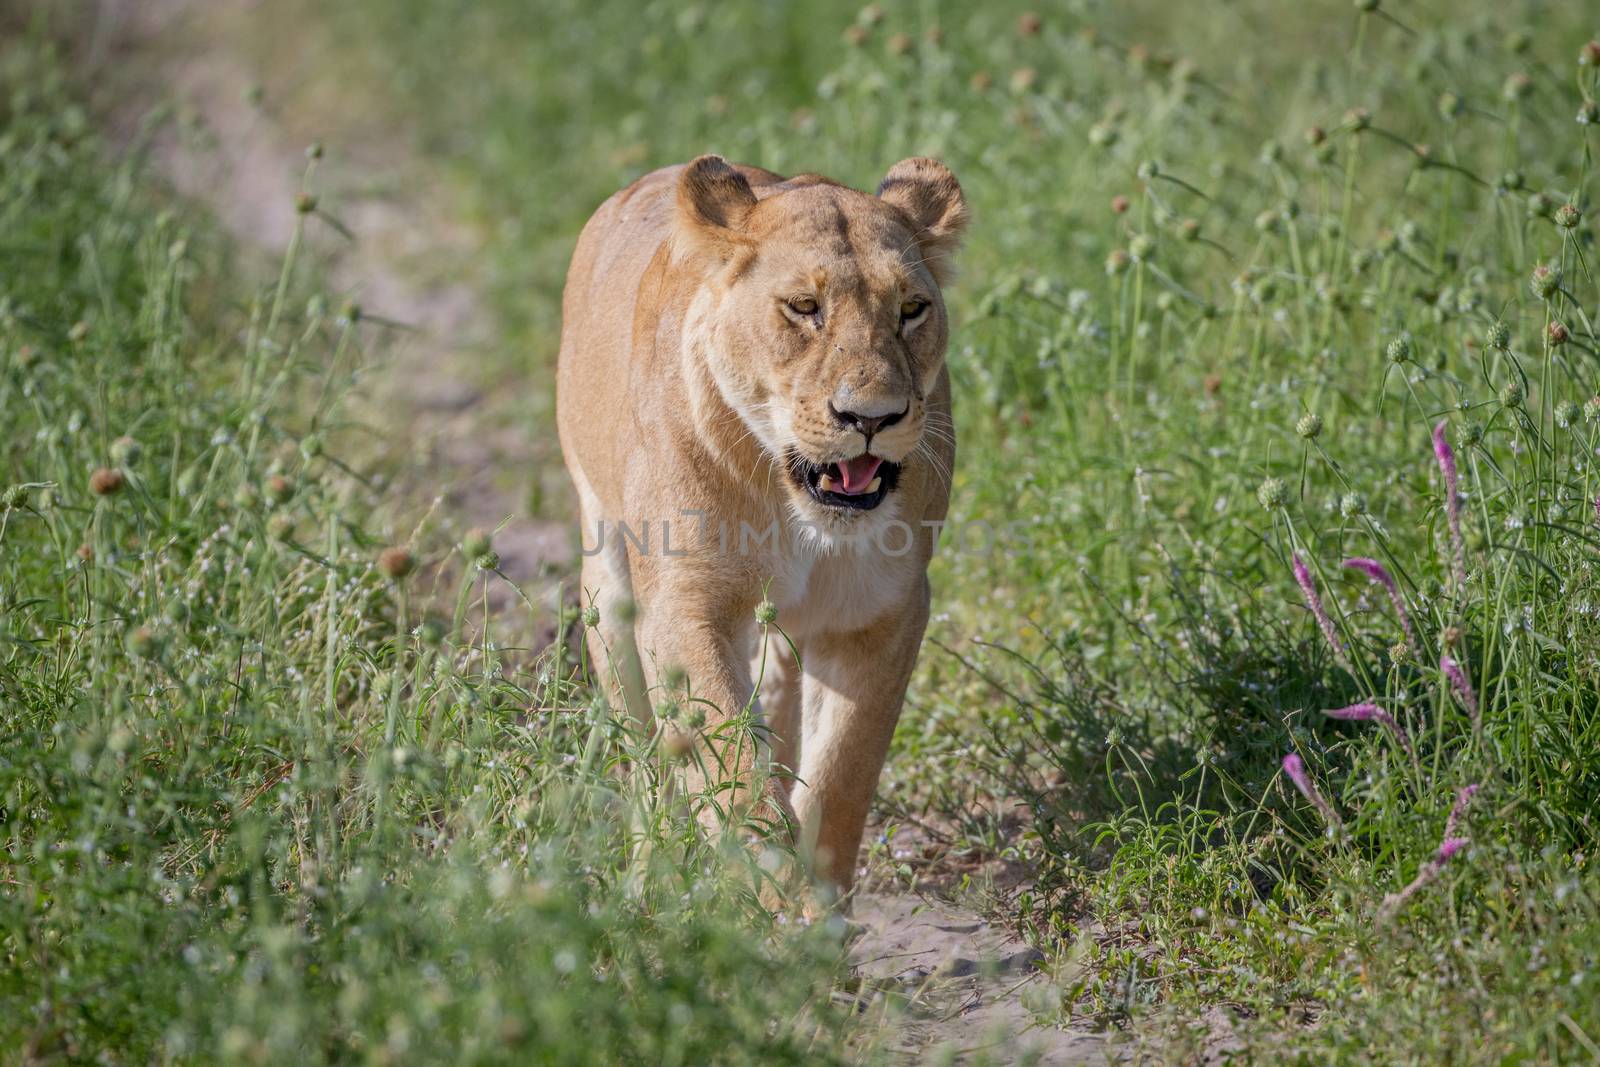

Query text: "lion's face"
[676, 158, 967, 524]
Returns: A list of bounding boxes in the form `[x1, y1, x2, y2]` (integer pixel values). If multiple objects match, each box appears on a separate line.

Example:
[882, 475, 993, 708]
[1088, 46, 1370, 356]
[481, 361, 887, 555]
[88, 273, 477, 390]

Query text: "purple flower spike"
[1379, 786, 1479, 921]
[1282, 752, 1341, 828]
[1293, 554, 1346, 665]
[1342, 557, 1418, 652]
[1381, 834, 1473, 920]
[1440, 653, 1480, 724]
[1324, 701, 1414, 756]
[1444, 783, 1480, 838]
[1433, 421, 1466, 587]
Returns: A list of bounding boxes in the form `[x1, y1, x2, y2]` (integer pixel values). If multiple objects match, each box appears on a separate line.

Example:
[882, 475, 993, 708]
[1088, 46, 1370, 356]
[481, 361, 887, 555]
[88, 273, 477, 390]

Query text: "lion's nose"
[828, 394, 908, 438]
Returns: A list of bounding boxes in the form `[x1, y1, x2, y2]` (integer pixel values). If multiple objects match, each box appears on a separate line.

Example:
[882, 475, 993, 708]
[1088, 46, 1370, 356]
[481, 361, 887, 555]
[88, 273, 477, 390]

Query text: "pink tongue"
[838, 455, 884, 494]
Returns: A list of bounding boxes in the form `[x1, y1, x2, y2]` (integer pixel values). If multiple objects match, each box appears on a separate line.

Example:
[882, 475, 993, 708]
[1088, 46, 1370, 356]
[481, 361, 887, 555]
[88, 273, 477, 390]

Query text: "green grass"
[0, 41, 867, 1066]
[310, 0, 1600, 1060]
[8, 0, 1600, 1062]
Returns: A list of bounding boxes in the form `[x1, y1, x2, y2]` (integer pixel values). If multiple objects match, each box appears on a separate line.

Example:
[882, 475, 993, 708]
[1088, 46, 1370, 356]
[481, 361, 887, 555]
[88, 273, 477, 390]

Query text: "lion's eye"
[900, 298, 929, 321]
[787, 297, 819, 317]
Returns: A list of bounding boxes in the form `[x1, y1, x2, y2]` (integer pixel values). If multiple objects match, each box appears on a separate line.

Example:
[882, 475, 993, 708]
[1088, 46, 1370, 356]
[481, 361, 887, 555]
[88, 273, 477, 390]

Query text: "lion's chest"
[767, 543, 918, 640]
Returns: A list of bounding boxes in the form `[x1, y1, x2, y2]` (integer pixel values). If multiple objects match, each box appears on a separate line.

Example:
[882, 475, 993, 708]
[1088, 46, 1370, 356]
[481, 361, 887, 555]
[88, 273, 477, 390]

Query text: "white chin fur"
[785, 489, 904, 554]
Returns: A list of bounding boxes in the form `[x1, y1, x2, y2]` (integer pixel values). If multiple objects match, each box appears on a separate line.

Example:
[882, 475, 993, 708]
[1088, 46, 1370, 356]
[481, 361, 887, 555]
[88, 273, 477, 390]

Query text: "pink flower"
[1342, 557, 1417, 653]
[1282, 752, 1341, 828]
[1293, 553, 1346, 665]
[1324, 701, 1414, 756]
[1443, 783, 1479, 838]
[1433, 421, 1466, 586]
[1380, 833, 1472, 920]
[1440, 653, 1479, 724]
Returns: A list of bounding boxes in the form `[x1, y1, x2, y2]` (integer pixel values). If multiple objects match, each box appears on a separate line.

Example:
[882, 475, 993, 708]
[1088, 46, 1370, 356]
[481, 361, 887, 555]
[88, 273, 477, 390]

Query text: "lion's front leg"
[634, 593, 795, 836]
[791, 576, 930, 896]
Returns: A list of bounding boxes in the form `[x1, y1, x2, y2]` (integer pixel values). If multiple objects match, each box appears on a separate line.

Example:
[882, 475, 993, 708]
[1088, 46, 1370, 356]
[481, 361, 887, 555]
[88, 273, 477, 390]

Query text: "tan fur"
[557, 155, 966, 894]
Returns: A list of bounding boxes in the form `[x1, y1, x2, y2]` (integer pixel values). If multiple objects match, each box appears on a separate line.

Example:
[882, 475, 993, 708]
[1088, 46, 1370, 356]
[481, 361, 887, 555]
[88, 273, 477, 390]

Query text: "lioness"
[557, 155, 966, 893]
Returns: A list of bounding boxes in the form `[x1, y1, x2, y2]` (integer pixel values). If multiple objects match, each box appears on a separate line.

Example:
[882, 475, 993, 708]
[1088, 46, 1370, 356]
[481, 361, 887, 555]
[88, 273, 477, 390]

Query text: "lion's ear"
[877, 157, 968, 285]
[675, 155, 757, 258]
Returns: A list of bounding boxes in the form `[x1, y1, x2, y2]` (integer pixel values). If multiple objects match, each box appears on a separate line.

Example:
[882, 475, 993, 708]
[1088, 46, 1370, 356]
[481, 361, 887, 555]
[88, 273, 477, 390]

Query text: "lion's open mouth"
[785, 451, 901, 511]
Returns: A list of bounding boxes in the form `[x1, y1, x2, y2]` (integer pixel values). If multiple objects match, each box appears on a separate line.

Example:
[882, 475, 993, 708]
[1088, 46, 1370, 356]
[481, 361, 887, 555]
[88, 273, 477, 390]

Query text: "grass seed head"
[1340, 492, 1366, 517]
[1548, 321, 1570, 346]
[581, 604, 600, 628]
[1500, 381, 1524, 408]
[266, 474, 294, 504]
[110, 435, 142, 467]
[378, 546, 415, 580]
[1530, 262, 1561, 300]
[1579, 98, 1599, 126]
[1257, 477, 1289, 510]
[1486, 321, 1511, 350]
[1386, 336, 1411, 363]
[295, 192, 317, 215]
[417, 618, 447, 646]
[1105, 248, 1131, 275]
[89, 468, 124, 496]
[462, 527, 493, 558]
[125, 625, 161, 659]
[1502, 72, 1532, 101]
[661, 731, 695, 761]
[1581, 41, 1600, 67]
[1527, 192, 1553, 218]
[1111, 194, 1129, 215]
[1553, 203, 1580, 229]
[755, 599, 778, 625]
[1296, 412, 1324, 439]
[1555, 400, 1581, 428]
[1584, 397, 1600, 424]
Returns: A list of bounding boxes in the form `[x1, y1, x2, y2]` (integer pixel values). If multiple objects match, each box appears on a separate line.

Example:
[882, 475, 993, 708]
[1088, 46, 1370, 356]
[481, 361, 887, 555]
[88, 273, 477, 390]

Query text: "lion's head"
[673, 155, 967, 525]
